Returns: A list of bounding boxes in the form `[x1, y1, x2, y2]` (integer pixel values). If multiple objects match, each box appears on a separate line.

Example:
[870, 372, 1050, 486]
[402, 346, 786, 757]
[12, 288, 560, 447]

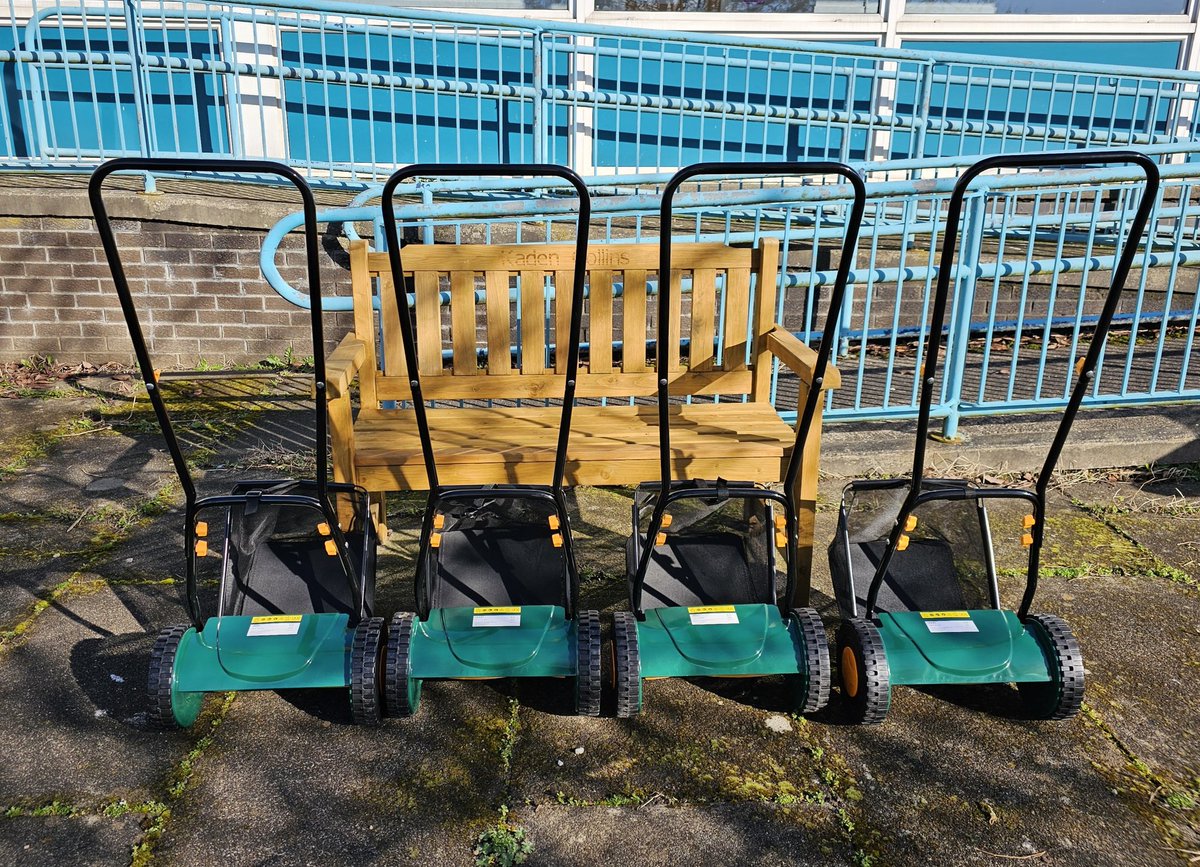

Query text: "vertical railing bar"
[385, 19, 397, 174]
[155, 0, 181, 155]
[783, 48, 797, 160]
[1119, 181, 1160, 396]
[26, 3, 56, 157]
[1005, 189, 1043, 402]
[341, 13, 358, 175]
[179, 1, 204, 155]
[1032, 188, 1071, 401]
[1040, 72, 1057, 150]
[976, 190, 1014, 405]
[362, 13, 376, 178]
[407, 25, 418, 163]
[451, 24, 462, 162]
[853, 199, 881, 411]
[7, 0, 38, 159]
[78, 3, 106, 157]
[909, 192, 940, 408]
[880, 193, 910, 409]
[1062, 186, 1103, 400]
[1104, 72, 1122, 148]
[53, 6, 82, 159]
[476, 22, 485, 164]
[1094, 185, 1136, 398]
[940, 191, 986, 439]
[212, 4, 234, 157]
[317, 16, 334, 176]
[664, 36, 676, 171]
[248, 4, 268, 160]
[294, 12, 314, 173]
[1152, 182, 1186, 393]
[1175, 183, 1200, 389]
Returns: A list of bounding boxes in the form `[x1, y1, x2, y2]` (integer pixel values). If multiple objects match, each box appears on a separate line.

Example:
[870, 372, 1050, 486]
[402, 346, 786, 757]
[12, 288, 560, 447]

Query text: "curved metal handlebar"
[88, 158, 329, 507]
[865, 149, 1161, 620]
[379, 163, 592, 493]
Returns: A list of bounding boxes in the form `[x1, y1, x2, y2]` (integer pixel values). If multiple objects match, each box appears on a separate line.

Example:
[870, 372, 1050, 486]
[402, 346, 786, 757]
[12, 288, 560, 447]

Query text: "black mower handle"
[89, 158, 331, 509]
[864, 149, 1160, 620]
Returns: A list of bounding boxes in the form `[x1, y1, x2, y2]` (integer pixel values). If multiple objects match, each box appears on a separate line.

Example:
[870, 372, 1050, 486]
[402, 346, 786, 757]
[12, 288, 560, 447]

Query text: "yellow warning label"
[250, 615, 303, 624]
[920, 611, 970, 620]
[474, 606, 521, 615]
[687, 605, 737, 614]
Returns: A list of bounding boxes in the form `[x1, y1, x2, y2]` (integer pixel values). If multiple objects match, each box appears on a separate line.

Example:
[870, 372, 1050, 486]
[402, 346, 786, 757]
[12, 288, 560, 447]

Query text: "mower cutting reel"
[378, 165, 601, 717]
[828, 150, 1159, 724]
[91, 159, 382, 728]
[615, 161, 867, 717]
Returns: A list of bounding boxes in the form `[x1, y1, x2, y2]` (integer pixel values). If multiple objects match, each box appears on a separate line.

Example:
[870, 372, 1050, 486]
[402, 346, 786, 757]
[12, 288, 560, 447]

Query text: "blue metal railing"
[4, 0, 1200, 177]
[6, 0, 1200, 435]
[258, 144, 1200, 436]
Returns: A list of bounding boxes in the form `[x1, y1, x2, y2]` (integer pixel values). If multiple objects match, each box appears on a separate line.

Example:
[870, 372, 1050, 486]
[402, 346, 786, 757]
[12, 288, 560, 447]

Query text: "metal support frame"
[88, 156, 365, 627]
[379, 162, 592, 619]
[628, 159, 866, 618]
[861, 150, 1161, 622]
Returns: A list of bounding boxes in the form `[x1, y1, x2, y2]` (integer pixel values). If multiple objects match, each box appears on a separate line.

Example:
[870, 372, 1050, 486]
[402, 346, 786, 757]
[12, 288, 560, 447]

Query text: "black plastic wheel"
[574, 610, 602, 717]
[350, 616, 386, 726]
[148, 625, 191, 730]
[385, 611, 422, 717]
[788, 608, 832, 714]
[837, 618, 891, 725]
[1019, 613, 1085, 721]
[611, 611, 642, 718]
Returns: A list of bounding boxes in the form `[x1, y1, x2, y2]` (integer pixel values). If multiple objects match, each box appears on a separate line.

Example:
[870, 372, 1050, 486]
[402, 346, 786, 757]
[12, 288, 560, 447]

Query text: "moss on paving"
[0, 416, 111, 479]
[0, 692, 237, 867]
[1082, 703, 1200, 861]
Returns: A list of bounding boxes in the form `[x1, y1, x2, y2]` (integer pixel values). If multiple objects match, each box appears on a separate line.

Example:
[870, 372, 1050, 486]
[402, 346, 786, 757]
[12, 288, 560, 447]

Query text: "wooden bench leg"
[370, 492, 388, 544]
[328, 392, 359, 531]
[790, 386, 824, 609]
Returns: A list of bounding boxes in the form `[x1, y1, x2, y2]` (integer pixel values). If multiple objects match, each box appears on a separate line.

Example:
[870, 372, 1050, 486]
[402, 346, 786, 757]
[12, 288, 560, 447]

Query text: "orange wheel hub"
[841, 646, 859, 698]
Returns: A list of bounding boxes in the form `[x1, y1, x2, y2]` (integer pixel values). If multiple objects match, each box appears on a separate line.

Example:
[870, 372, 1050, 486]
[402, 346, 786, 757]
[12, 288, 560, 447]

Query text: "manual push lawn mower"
[378, 164, 602, 717]
[611, 161, 867, 717]
[829, 151, 1160, 724]
[91, 158, 382, 728]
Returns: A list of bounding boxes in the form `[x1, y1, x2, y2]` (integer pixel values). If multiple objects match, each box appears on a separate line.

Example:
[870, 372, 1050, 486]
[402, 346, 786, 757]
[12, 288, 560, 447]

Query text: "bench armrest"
[765, 325, 841, 390]
[326, 335, 367, 399]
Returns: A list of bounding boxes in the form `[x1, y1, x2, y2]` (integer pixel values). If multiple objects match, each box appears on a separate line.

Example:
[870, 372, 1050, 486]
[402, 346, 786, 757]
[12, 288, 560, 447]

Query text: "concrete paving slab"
[0, 581, 197, 804]
[820, 404, 1200, 479]
[4, 430, 175, 517]
[823, 688, 1172, 866]
[1046, 573, 1200, 786]
[157, 682, 511, 867]
[510, 677, 847, 839]
[0, 397, 95, 442]
[0, 562, 82, 631]
[0, 814, 143, 866]
[519, 803, 857, 866]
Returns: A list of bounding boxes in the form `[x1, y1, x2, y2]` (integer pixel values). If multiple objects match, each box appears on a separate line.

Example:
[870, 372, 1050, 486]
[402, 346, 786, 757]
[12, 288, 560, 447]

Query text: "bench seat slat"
[352, 403, 795, 470]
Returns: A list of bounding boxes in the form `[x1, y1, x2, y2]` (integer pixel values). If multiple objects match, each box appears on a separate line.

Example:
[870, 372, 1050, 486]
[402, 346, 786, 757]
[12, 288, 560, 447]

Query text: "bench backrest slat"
[349, 238, 780, 404]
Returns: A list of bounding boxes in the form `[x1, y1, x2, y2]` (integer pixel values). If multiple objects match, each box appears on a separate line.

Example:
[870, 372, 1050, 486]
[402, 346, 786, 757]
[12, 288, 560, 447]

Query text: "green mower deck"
[876, 610, 1052, 686]
[612, 603, 830, 717]
[150, 612, 364, 727]
[410, 605, 578, 679]
[386, 605, 601, 717]
[638, 605, 809, 678]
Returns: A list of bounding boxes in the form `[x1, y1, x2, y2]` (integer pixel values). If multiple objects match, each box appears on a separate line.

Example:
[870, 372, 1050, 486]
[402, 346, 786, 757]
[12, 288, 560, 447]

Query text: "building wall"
[0, 191, 354, 367]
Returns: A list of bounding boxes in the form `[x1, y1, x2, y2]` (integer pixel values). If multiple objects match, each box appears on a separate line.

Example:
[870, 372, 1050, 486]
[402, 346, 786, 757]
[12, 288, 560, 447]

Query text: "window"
[905, 1, 1187, 13]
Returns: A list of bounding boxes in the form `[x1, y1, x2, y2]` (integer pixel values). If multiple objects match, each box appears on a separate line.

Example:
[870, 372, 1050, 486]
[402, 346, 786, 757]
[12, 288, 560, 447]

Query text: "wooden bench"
[325, 237, 839, 603]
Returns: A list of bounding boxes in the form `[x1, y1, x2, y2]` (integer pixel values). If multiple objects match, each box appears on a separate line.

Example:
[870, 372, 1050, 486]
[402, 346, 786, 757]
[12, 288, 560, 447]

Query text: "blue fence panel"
[280, 27, 539, 169]
[17, 24, 229, 159]
[6, 1, 1200, 429]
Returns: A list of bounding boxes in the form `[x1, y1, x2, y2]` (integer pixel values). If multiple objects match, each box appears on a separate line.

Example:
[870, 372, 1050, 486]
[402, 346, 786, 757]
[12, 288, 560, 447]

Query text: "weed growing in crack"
[473, 805, 533, 867]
